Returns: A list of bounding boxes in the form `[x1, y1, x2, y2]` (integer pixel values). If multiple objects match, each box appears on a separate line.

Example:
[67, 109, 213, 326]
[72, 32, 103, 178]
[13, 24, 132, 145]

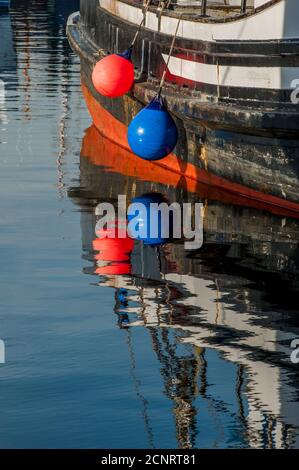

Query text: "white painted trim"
[99, 0, 299, 41]
[162, 54, 299, 89]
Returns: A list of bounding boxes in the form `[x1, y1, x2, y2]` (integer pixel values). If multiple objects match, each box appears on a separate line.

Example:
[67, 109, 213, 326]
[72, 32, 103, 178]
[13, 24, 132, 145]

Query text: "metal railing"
[201, 0, 208, 16]
[200, 0, 248, 17]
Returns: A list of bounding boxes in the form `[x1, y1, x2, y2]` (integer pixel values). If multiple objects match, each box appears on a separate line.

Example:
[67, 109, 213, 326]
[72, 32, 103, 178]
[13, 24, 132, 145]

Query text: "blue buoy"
[127, 193, 173, 246]
[127, 95, 178, 161]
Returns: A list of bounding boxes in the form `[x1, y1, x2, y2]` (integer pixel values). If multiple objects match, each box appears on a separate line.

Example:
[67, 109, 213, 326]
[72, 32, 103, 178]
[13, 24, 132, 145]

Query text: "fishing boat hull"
[67, 1, 299, 208]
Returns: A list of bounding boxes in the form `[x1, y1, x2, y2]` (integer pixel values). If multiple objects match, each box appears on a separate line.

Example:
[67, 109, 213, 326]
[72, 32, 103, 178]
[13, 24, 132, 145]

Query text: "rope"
[158, 15, 182, 96]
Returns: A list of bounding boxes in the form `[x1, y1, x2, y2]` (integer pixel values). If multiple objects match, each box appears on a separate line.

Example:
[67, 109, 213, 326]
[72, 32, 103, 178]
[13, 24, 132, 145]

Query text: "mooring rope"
[158, 15, 182, 96]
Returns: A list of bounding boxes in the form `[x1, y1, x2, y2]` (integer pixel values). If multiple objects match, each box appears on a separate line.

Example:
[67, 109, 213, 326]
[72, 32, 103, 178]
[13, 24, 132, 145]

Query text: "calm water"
[0, 0, 299, 449]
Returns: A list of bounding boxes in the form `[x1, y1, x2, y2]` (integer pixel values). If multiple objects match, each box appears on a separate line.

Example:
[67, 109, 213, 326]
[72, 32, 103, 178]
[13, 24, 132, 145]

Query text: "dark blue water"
[0, 0, 299, 449]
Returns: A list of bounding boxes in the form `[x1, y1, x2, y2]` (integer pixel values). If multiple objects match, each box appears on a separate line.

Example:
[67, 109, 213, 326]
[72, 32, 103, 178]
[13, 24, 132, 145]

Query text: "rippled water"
[0, 0, 299, 449]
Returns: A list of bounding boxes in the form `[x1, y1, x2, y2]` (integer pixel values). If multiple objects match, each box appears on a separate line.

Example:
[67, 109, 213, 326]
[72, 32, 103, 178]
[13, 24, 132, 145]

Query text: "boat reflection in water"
[68, 125, 299, 449]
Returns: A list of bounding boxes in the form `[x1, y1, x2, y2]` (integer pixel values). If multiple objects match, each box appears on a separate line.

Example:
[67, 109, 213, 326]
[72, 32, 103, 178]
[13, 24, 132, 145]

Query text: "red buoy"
[92, 51, 135, 98]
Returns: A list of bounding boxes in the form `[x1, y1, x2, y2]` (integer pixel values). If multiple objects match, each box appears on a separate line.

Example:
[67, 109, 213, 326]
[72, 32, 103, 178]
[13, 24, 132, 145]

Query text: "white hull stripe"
[163, 54, 299, 90]
[100, 0, 299, 42]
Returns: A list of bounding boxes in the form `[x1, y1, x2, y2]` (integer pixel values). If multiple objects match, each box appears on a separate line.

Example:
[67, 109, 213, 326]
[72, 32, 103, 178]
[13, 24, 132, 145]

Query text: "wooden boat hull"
[67, 7, 299, 209]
